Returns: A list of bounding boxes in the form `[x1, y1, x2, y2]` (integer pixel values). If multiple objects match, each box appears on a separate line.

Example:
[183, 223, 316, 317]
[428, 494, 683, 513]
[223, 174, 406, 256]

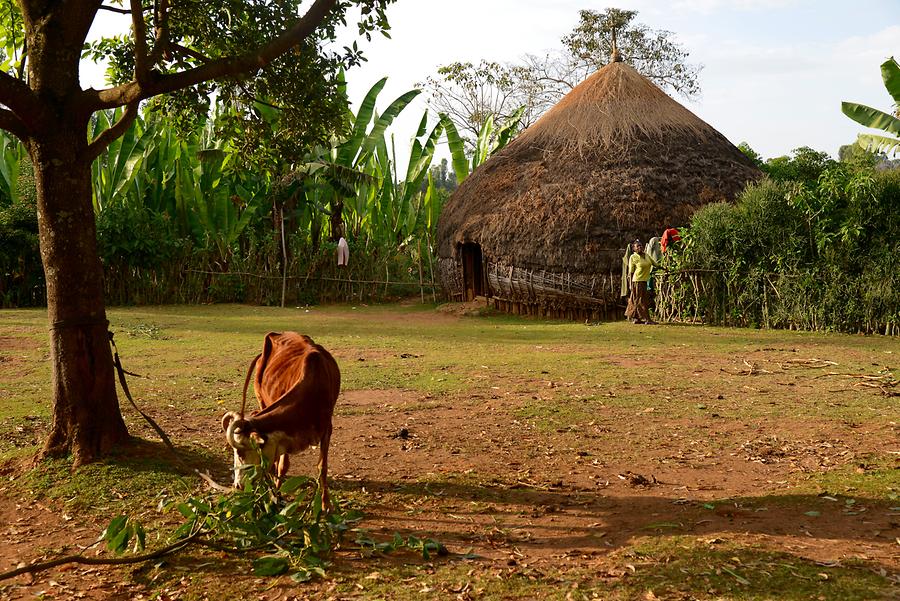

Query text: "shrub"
[660, 164, 899, 334]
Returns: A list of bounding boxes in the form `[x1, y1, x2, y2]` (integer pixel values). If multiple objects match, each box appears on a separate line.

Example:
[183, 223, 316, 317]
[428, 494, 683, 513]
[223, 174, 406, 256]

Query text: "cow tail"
[241, 353, 262, 418]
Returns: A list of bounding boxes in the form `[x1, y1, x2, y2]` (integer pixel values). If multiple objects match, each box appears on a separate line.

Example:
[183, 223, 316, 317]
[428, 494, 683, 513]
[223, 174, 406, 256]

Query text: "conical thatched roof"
[437, 61, 761, 277]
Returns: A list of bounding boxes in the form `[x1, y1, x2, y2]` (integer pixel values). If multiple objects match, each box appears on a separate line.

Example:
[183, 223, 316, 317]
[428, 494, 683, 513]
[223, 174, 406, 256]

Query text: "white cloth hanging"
[337, 237, 350, 267]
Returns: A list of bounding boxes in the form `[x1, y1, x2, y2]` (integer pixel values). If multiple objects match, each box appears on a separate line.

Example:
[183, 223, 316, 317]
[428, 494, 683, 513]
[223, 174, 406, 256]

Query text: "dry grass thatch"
[517, 61, 711, 153]
[436, 61, 762, 301]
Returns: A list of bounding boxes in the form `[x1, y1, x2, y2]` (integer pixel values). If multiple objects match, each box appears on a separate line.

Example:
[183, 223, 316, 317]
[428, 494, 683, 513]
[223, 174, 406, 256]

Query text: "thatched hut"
[436, 59, 761, 320]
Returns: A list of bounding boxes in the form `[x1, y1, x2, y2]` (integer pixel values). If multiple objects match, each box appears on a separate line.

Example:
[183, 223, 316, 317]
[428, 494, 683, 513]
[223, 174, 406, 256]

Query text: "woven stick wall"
[440, 255, 625, 321]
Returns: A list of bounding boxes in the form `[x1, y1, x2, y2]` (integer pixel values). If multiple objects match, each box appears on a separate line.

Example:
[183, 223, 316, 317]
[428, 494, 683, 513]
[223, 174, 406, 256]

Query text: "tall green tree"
[0, 0, 393, 466]
[842, 57, 900, 156]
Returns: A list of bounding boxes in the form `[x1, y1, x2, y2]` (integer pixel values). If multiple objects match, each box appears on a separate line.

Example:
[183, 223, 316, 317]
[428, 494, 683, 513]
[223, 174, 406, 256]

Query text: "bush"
[96, 204, 184, 270]
[661, 164, 899, 334]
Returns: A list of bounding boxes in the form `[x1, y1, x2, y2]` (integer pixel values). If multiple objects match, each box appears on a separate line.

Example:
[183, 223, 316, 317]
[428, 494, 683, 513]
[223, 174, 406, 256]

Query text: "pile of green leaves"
[102, 456, 446, 582]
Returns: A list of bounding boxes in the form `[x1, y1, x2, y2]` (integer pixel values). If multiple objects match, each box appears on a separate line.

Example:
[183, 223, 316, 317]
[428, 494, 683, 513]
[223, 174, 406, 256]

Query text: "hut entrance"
[460, 243, 485, 301]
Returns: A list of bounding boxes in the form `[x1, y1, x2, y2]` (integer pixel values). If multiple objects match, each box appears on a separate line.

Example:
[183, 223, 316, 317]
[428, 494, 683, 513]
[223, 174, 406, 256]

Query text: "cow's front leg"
[318, 424, 332, 510]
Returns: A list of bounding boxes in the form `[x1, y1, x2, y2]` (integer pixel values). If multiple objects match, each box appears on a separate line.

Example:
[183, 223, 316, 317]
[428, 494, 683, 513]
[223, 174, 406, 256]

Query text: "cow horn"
[225, 416, 251, 449]
[221, 411, 239, 433]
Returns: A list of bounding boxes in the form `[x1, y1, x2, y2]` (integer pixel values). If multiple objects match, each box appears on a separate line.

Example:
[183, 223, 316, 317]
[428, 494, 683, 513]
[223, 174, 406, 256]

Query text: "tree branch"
[0, 71, 45, 133]
[0, 107, 29, 141]
[0, 528, 205, 582]
[99, 4, 130, 14]
[85, 102, 139, 161]
[130, 0, 151, 84]
[84, 0, 338, 110]
[148, 0, 170, 64]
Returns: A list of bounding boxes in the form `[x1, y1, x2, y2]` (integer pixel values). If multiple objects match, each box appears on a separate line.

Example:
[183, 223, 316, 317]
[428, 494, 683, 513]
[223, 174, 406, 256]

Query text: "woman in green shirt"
[626, 239, 656, 324]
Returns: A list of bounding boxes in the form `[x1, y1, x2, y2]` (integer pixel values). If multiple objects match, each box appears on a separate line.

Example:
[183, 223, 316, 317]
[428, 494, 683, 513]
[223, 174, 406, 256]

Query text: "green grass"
[18, 441, 208, 514]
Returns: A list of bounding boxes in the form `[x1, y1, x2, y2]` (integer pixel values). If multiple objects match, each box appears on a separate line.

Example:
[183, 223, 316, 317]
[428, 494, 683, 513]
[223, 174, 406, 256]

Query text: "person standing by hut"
[626, 240, 657, 324]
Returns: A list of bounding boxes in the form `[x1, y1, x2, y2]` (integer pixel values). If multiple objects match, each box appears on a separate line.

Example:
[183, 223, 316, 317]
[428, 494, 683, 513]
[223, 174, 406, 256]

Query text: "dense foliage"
[0, 78, 459, 308]
[658, 154, 899, 334]
[0, 151, 42, 306]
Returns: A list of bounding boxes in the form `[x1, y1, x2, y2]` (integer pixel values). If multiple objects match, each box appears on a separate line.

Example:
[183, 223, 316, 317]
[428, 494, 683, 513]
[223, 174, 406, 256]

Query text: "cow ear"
[250, 432, 267, 446]
[222, 411, 238, 432]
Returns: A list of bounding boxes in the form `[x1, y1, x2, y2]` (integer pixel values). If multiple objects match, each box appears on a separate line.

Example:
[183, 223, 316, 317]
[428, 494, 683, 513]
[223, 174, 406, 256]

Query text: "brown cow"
[222, 332, 340, 507]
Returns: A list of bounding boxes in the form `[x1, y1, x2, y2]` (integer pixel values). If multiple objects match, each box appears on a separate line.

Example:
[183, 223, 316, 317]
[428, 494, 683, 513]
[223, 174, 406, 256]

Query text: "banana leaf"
[357, 89, 421, 165]
[91, 109, 148, 213]
[472, 114, 494, 171]
[493, 106, 525, 153]
[856, 133, 900, 156]
[0, 133, 24, 205]
[841, 102, 900, 136]
[338, 78, 387, 166]
[881, 57, 900, 106]
[440, 114, 470, 184]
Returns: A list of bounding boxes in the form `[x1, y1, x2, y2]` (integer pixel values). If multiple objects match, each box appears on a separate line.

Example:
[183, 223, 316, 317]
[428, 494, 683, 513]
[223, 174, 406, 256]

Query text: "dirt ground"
[1, 305, 898, 600]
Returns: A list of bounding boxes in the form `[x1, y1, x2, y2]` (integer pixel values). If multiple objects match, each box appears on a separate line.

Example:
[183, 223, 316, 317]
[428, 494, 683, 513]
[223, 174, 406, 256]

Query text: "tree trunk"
[31, 127, 130, 466]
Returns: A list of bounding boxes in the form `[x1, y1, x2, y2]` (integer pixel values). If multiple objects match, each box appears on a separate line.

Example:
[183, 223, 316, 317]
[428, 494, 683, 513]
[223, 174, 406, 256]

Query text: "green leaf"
[881, 57, 900, 105]
[102, 515, 128, 543]
[108, 523, 132, 554]
[176, 502, 195, 519]
[290, 568, 313, 583]
[339, 77, 388, 165]
[856, 133, 900, 156]
[493, 106, 525, 152]
[841, 102, 900, 136]
[440, 114, 470, 184]
[133, 522, 146, 553]
[279, 476, 311, 495]
[357, 89, 421, 165]
[252, 555, 290, 576]
[473, 113, 494, 170]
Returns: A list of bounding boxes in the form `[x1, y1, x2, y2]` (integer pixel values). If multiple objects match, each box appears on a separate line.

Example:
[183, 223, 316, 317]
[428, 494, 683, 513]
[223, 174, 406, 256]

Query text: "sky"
[82, 0, 900, 162]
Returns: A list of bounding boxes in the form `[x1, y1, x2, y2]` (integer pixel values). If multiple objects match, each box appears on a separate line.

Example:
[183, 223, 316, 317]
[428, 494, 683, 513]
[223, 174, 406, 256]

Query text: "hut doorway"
[460, 243, 485, 301]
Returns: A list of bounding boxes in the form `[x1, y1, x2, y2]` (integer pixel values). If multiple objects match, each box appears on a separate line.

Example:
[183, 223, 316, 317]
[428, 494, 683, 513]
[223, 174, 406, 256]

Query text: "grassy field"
[0, 303, 898, 600]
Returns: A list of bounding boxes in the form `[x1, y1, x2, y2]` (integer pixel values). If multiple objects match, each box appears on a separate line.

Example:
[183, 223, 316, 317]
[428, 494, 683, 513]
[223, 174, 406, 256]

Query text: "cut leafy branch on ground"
[2, 453, 447, 585]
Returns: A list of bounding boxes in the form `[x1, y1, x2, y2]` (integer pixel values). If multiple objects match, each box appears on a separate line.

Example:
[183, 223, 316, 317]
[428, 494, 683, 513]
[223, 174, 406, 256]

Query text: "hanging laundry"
[661, 228, 681, 252]
[337, 237, 350, 267]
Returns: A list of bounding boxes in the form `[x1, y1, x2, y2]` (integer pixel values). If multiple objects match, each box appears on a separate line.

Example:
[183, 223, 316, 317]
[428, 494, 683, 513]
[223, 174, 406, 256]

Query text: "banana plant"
[393, 112, 444, 240]
[298, 78, 422, 241]
[0, 131, 26, 205]
[441, 106, 525, 184]
[132, 116, 179, 216]
[842, 57, 900, 156]
[337, 78, 421, 169]
[90, 108, 151, 212]
[176, 141, 262, 260]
